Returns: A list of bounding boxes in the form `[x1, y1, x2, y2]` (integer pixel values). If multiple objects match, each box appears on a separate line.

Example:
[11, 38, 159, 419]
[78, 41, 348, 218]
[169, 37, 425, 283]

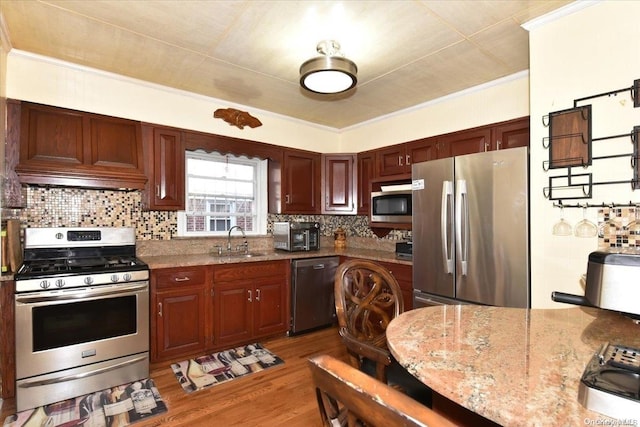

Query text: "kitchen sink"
[213, 251, 268, 258]
[236, 252, 268, 258]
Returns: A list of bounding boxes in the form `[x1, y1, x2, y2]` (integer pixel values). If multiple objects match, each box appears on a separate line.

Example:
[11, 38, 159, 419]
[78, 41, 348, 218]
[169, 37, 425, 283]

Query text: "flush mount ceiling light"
[300, 40, 358, 94]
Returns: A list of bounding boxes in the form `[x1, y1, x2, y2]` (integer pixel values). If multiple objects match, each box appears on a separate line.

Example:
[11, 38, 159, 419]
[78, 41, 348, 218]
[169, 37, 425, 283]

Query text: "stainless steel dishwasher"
[290, 256, 339, 335]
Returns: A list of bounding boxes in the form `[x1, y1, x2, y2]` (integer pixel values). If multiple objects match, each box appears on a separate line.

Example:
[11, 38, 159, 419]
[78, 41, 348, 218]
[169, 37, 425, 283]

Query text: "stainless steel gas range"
[14, 227, 150, 411]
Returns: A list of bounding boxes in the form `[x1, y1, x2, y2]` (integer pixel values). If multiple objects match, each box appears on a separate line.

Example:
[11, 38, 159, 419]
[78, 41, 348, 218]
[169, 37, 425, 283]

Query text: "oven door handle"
[17, 355, 148, 388]
[15, 283, 148, 304]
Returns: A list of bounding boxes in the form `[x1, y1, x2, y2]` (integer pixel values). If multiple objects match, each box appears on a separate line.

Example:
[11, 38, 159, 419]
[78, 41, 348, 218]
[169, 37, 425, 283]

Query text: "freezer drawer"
[290, 257, 339, 335]
[413, 290, 468, 308]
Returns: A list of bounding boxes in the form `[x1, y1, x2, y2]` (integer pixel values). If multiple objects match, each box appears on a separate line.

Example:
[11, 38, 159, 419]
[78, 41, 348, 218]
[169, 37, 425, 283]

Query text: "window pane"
[182, 151, 262, 235]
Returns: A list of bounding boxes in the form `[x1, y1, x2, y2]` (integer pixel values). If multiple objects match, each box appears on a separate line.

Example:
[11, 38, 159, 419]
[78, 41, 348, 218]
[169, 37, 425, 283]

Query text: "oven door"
[15, 281, 149, 380]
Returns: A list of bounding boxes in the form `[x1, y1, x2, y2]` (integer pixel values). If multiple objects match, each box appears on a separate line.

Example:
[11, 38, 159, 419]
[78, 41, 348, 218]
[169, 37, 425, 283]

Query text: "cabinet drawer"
[214, 260, 287, 282]
[153, 266, 208, 290]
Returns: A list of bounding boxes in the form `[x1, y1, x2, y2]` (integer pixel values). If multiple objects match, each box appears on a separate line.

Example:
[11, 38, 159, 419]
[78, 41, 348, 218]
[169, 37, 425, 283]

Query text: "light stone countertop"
[386, 305, 640, 427]
[140, 247, 410, 269]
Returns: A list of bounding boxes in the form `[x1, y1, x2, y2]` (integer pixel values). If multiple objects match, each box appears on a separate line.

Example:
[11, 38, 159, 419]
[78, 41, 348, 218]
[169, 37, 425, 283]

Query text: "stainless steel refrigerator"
[412, 146, 529, 308]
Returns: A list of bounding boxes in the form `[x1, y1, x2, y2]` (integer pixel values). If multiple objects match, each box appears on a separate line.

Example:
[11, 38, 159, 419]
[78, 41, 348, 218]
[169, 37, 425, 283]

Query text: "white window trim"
[177, 151, 268, 236]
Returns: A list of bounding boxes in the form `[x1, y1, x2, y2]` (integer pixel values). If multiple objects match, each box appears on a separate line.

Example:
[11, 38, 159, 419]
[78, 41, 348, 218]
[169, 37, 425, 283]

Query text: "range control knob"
[123, 273, 132, 282]
[55, 279, 65, 288]
[84, 276, 94, 285]
[39, 280, 51, 289]
[110, 274, 120, 283]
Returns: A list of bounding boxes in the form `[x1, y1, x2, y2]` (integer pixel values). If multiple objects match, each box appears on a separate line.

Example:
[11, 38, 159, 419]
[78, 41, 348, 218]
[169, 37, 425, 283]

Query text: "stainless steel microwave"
[371, 190, 412, 223]
[273, 221, 320, 251]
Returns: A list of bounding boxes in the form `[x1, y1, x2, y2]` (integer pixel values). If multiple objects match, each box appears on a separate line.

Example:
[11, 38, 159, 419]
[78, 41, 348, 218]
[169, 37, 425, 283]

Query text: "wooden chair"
[308, 354, 455, 427]
[334, 259, 432, 406]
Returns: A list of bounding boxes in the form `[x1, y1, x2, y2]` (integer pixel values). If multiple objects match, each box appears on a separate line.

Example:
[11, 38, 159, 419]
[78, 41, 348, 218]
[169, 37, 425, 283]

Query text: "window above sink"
[177, 150, 268, 236]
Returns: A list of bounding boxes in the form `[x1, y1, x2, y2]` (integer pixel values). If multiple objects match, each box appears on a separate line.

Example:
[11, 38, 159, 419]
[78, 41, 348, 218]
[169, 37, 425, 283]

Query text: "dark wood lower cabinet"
[214, 260, 289, 348]
[340, 257, 413, 310]
[376, 261, 413, 310]
[151, 260, 289, 362]
[151, 266, 211, 362]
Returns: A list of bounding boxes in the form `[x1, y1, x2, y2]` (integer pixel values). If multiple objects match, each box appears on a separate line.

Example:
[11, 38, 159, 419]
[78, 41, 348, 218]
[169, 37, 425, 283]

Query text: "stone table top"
[386, 305, 640, 426]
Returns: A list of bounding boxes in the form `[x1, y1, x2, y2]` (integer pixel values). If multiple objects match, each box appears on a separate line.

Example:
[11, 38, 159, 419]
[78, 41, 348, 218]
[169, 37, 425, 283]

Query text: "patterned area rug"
[171, 343, 284, 393]
[3, 378, 166, 427]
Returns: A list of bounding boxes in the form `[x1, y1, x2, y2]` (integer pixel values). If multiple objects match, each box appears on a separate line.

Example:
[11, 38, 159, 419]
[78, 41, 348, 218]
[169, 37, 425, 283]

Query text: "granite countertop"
[140, 247, 410, 269]
[386, 305, 640, 426]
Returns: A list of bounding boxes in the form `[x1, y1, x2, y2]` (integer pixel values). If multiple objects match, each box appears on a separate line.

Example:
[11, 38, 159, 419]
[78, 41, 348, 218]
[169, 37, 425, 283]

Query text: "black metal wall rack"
[543, 79, 640, 202]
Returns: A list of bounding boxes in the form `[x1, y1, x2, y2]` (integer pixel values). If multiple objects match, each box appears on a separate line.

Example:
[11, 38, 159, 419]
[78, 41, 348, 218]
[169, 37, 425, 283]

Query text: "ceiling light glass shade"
[300, 51, 357, 94]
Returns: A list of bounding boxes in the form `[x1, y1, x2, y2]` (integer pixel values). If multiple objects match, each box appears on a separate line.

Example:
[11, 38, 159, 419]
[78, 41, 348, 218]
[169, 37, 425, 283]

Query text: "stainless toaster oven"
[273, 221, 320, 251]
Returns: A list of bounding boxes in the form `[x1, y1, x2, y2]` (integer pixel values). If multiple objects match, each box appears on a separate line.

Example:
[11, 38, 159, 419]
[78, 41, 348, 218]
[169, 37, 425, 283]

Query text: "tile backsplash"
[2, 187, 409, 241]
[598, 207, 640, 248]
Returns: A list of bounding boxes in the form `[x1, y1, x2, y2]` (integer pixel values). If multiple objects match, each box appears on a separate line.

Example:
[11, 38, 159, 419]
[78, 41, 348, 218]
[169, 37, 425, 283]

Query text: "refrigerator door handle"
[455, 179, 469, 276]
[441, 181, 454, 274]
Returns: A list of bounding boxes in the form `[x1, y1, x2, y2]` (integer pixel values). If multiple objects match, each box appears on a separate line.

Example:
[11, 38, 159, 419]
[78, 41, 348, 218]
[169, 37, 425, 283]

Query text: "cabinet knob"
[248, 289, 253, 302]
[398, 155, 403, 166]
[285, 194, 290, 204]
[256, 289, 261, 301]
[406, 154, 410, 165]
[158, 302, 163, 317]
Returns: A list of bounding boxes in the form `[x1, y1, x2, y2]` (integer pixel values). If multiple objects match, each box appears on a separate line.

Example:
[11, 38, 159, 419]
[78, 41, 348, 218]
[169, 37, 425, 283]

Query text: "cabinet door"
[20, 102, 85, 166]
[376, 145, 408, 176]
[89, 115, 143, 171]
[143, 125, 185, 210]
[491, 117, 530, 150]
[322, 154, 357, 214]
[215, 281, 253, 347]
[155, 288, 207, 360]
[151, 266, 211, 361]
[282, 150, 321, 214]
[378, 261, 413, 311]
[254, 279, 288, 337]
[357, 151, 375, 215]
[439, 128, 491, 159]
[407, 138, 438, 166]
[16, 102, 146, 189]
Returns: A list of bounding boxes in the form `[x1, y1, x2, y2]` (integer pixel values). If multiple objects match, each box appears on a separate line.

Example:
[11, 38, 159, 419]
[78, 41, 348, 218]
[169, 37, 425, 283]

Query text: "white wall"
[340, 73, 530, 152]
[5, 51, 340, 153]
[5, 49, 531, 157]
[528, 1, 640, 308]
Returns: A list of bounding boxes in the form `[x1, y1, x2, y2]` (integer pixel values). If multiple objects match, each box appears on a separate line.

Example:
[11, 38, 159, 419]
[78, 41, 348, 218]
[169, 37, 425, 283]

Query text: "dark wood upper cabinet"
[439, 127, 492, 158]
[376, 145, 409, 177]
[357, 150, 375, 215]
[142, 125, 185, 211]
[275, 149, 321, 214]
[491, 117, 530, 151]
[322, 154, 357, 215]
[376, 136, 439, 178]
[15, 101, 146, 189]
[407, 137, 439, 165]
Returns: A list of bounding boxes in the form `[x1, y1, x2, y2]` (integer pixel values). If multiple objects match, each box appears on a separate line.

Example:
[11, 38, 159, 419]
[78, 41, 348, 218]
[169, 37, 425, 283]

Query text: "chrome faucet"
[227, 225, 247, 253]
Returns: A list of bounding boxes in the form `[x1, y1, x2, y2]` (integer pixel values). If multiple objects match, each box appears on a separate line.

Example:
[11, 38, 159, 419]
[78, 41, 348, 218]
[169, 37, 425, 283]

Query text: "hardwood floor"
[0, 327, 348, 426]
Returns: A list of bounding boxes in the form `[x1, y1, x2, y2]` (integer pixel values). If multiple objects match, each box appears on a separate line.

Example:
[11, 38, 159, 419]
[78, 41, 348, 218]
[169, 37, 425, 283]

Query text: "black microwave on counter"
[370, 188, 412, 224]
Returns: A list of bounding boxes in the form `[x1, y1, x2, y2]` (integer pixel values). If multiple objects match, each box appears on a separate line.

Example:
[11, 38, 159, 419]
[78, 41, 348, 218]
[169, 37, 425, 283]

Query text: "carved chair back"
[334, 259, 404, 381]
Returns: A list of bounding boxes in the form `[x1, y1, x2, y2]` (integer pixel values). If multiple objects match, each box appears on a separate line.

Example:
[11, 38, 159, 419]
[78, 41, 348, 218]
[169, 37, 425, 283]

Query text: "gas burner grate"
[603, 344, 640, 373]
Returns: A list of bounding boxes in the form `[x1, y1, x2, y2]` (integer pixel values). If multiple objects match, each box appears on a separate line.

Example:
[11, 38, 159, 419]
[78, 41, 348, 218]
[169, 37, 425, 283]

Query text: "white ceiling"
[0, 0, 573, 129]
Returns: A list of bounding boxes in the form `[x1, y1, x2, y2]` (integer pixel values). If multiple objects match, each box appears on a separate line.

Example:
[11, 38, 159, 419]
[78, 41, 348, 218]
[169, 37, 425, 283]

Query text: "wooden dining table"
[386, 305, 640, 427]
